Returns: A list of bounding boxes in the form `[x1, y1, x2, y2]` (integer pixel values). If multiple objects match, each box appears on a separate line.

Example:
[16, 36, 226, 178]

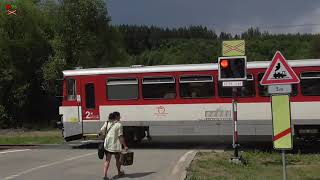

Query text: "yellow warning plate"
[222, 40, 245, 56]
[271, 95, 293, 150]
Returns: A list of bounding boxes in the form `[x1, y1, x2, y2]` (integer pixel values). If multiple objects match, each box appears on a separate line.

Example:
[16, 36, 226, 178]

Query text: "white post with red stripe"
[232, 87, 240, 158]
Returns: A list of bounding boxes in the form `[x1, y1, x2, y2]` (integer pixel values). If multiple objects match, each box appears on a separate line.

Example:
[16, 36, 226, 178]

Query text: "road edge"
[169, 150, 197, 180]
[179, 150, 197, 180]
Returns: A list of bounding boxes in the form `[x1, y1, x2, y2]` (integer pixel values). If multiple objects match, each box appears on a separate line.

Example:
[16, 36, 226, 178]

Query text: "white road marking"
[171, 150, 195, 175]
[2, 152, 96, 180]
[0, 149, 31, 154]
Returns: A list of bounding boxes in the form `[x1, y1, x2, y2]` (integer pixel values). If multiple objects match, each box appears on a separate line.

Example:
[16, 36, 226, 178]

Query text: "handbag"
[120, 151, 134, 166]
[98, 143, 105, 159]
[98, 122, 115, 159]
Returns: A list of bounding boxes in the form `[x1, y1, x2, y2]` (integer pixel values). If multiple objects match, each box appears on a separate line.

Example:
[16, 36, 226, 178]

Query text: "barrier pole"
[232, 87, 239, 157]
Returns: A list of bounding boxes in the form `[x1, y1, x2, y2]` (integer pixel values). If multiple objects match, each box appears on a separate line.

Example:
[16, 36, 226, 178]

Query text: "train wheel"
[134, 127, 146, 144]
[123, 127, 147, 145]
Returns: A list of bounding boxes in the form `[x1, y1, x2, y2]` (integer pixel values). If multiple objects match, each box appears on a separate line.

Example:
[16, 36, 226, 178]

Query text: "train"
[57, 59, 320, 144]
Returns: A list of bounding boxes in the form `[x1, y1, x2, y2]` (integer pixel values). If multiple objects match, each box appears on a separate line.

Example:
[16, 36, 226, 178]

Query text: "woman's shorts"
[104, 150, 120, 157]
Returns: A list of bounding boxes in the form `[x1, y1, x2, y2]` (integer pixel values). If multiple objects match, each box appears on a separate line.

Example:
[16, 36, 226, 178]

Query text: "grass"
[0, 129, 64, 145]
[186, 150, 320, 180]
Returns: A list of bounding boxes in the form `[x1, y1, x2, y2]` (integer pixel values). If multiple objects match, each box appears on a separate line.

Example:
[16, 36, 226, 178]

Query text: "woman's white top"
[100, 121, 123, 152]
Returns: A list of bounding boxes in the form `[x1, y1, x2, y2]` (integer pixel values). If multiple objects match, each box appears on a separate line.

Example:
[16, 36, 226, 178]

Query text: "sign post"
[219, 40, 247, 164]
[282, 150, 287, 180]
[260, 51, 299, 180]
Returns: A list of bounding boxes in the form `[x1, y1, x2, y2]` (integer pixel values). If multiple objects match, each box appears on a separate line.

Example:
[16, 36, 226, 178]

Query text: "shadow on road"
[72, 141, 230, 150]
[112, 172, 155, 179]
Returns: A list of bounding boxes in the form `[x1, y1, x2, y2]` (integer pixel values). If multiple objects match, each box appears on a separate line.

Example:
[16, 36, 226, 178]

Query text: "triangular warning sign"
[260, 51, 300, 85]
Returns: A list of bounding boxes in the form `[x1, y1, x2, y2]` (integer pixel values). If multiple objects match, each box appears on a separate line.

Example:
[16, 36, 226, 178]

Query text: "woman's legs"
[115, 153, 123, 175]
[104, 153, 112, 178]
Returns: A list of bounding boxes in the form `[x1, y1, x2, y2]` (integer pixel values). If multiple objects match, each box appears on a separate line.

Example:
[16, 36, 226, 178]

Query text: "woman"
[100, 112, 128, 180]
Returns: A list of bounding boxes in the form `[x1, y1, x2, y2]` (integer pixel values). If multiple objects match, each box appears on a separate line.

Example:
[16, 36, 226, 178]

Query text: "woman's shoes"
[118, 171, 125, 177]
[103, 171, 124, 179]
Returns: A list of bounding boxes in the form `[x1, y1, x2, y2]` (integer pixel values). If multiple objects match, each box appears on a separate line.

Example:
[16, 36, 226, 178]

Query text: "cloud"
[290, 8, 320, 34]
[107, 0, 320, 34]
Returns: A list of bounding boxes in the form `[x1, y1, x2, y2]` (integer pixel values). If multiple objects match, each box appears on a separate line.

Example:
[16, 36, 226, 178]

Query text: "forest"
[0, 0, 320, 128]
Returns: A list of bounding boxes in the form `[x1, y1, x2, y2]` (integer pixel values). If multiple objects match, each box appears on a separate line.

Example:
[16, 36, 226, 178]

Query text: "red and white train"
[58, 59, 320, 143]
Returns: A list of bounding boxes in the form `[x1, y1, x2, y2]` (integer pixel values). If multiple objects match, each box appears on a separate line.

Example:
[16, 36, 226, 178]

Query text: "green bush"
[0, 105, 10, 128]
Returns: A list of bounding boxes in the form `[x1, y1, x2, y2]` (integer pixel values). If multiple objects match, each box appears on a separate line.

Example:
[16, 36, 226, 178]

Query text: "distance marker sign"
[271, 95, 293, 150]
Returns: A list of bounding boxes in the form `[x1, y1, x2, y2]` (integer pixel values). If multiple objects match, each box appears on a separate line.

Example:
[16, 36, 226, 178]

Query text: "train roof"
[63, 59, 320, 76]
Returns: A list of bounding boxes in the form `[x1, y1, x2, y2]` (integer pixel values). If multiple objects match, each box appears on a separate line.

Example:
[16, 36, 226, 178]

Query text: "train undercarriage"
[57, 120, 320, 144]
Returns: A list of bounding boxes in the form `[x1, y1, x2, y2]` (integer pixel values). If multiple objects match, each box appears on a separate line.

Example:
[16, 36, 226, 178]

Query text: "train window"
[218, 74, 255, 97]
[301, 72, 320, 96]
[107, 78, 138, 100]
[180, 75, 214, 98]
[143, 77, 175, 84]
[85, 83, 95, 109]
[66, 79, 76, 100]
[258, 73, 298, 96]
[142, 76, 176, 99]
[257, 73, 269, 97]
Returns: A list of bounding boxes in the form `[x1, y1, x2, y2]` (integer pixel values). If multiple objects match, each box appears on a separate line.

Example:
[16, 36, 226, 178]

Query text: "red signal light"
[5, 4, 12, 10]
[220, 59, 229, 68]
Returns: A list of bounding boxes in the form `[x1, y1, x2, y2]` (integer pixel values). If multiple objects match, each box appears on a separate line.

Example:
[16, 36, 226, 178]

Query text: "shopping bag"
[120, 151, 134, 166]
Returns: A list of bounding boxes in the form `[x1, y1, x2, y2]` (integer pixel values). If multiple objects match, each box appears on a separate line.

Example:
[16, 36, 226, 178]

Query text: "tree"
[310, 35, 320, 58]
[0, 0, 53, 127]
[50, 0, 127, 69]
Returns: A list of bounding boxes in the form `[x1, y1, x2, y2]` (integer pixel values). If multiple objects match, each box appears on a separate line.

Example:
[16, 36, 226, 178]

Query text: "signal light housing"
[218, 56, 247, 81]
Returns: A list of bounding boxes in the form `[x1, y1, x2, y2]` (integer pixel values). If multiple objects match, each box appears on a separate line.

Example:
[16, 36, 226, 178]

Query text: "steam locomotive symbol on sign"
[273, 63, 287, 79]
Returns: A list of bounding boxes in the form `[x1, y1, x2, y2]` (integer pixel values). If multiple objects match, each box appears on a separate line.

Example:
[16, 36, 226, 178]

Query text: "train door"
[62, 78, 83, 141]
[81, 77, 100, 121]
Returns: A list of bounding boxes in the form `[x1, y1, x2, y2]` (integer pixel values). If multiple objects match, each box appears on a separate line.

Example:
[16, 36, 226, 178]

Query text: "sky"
[107, 0, 320, 34]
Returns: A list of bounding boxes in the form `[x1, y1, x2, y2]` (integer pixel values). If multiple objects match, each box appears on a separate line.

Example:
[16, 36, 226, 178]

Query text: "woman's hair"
[108, 112, 115, 121]
[113, 111, 120, 119]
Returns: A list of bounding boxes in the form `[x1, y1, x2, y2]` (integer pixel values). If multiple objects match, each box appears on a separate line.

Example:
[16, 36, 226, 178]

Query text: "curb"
[0, 144, 38, 146]
[168, 150, 198, 180]
[0, 145, 38, 149]
[0, 140, 104, 150]
[179, 150, 197, 180]
[0, 144, 67, 149]
[179, 149, 225, 180]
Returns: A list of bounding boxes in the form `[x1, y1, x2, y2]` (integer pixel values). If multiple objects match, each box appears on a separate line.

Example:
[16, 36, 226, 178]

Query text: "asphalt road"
[0, 144, 196, 180]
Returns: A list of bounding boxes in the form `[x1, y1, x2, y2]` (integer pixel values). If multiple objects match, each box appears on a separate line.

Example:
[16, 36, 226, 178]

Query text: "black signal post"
[218, 56, 247, 164]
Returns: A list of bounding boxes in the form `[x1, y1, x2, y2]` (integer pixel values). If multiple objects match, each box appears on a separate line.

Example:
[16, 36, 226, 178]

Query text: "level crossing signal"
[218, 56, 247, 81]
